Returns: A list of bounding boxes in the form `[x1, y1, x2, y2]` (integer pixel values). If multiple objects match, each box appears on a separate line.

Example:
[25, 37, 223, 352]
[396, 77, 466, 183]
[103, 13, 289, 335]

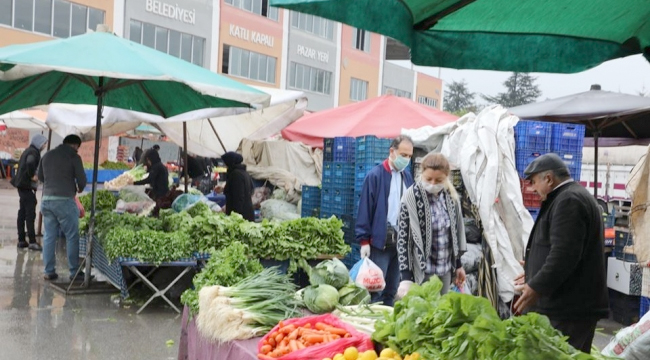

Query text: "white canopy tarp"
[404, 105, 531, 303]
[626, 146, 650, 264]
[44, 86, 307, 157]
[240, 138, 323, 203]
[0, 110, 48, 130]
[158, 87, 307, 157]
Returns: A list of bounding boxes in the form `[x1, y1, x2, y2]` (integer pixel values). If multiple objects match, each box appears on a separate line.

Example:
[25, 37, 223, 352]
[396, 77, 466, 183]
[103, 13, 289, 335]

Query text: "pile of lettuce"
[373, 277, 616, 360]
[81, 206, 349, 267]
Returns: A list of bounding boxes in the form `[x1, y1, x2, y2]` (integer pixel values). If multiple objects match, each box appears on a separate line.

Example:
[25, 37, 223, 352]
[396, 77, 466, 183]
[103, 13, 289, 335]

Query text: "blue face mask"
[392, 154, 410, 172]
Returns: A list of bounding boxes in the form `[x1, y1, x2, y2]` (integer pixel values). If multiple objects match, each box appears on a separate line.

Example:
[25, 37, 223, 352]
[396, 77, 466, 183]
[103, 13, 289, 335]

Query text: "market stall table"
[122, 259, 197, 314]
[178, 306, 260, 360]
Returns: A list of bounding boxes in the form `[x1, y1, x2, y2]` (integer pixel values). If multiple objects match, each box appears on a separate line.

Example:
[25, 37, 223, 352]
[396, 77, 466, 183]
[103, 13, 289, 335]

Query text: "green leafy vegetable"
[78, 190, 117, 212]
[181, 242, 263, 316]
[303, 284, 340, 314]
[373, 277, 614, 360]
[102, 228, 192, 264]
[309, 258, 350, 289]
[338, 283, 370, 306]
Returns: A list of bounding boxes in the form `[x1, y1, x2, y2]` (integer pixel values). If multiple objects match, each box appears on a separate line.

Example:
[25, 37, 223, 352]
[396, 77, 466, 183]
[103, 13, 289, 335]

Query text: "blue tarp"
[84, 169, 126, 183]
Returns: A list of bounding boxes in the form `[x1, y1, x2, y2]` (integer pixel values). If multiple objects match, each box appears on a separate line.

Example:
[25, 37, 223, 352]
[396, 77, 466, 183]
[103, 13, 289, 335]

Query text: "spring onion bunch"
[196, 267, 302, 343]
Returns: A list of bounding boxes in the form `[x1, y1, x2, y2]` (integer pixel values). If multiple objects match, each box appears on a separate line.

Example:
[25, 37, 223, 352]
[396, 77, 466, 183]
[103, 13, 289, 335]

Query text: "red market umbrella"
[282, 95, 458, 147]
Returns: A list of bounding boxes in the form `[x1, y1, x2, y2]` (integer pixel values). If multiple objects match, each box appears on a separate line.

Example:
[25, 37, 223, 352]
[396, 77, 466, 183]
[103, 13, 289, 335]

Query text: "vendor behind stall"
[221, 151, 254, 221]
[134, 149, 168, 201]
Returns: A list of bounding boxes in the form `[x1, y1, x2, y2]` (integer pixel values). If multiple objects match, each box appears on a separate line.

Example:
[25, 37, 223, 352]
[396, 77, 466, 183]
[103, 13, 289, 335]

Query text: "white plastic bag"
[602, 310, 650, 359]
[355, 258, 385, 293]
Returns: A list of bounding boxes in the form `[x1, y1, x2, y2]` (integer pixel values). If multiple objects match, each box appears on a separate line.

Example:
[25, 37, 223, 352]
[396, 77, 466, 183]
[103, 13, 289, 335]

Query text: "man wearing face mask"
[355, 135, 415, 306]
[396, 153, 466, 298]
[513, 153, 608, 353]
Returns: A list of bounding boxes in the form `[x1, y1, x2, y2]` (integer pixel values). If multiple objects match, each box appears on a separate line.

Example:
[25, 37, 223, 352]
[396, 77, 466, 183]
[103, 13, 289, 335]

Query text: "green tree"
[483, 72, 542, 107]
[443, 80, 476, 113]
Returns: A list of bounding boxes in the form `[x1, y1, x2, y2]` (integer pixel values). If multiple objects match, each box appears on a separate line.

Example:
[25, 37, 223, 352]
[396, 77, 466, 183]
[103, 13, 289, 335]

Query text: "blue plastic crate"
[515, 121, 552, 151]
[551, 123, 585, 153]
[356, 135, 391, 152]
[528, 208, 540, 221]
[324, 137, 355, 162]
[301, 185, 321, 201]
[301, 206, 320, 218]
[641, 297, 650, 318]
[515, 150, 544, 177]
[323, 163, 355, 190]
[330, 189, 356, 216]
[340, 215, 356, 243]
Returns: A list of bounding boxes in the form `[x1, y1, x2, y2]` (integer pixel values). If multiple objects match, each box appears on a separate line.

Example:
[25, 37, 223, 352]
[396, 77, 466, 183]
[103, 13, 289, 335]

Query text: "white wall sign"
[297, 45, 329, 63]
[145, 0, 196, 25]
[229, 24, 275, 48]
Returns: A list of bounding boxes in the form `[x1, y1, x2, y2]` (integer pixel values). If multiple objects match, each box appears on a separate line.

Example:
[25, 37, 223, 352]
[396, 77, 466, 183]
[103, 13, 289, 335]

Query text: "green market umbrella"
[0, 31, 270, 289]
[271, 0, 650, 73]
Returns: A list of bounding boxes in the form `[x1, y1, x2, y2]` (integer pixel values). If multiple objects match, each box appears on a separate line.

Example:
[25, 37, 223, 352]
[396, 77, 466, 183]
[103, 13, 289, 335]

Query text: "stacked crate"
[301, 185, 321, 218]
[320, 137, 356, 220]
[515, 121, 552, 220]
[353, 136, 391, 216]
[550, 123, 585, 181]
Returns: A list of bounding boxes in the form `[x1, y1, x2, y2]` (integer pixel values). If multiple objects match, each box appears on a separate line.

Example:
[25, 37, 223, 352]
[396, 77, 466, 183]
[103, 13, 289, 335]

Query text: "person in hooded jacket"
[12, 134, 48, 250]
[396, 153, 467, 298]
[221, 152, 254, 221]
[134, 149, 169, 201]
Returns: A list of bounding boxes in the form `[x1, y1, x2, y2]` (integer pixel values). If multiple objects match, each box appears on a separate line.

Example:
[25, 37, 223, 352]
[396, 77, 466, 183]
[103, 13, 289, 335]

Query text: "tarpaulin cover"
[281, 95, 457, 148]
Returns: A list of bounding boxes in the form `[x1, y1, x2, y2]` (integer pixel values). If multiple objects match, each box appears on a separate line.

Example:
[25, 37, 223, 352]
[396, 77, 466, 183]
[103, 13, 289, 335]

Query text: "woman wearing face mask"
[396, 153, 467, 298]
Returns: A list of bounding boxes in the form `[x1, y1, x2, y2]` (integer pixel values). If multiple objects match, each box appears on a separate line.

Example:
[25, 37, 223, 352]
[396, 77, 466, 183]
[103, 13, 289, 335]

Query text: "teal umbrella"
[271, 0, 650, 73]
[0, 31, 270, 288]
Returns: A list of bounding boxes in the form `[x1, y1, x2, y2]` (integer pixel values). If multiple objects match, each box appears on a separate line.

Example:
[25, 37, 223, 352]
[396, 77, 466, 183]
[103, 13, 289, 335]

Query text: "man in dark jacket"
[12, 134, 48, 250]
[134, 149, 169, 200]
[221, 151, 254, 221]
[355, 136, 414, 306]
[514, 153, 608, 353]
[39, 135, 87, 281]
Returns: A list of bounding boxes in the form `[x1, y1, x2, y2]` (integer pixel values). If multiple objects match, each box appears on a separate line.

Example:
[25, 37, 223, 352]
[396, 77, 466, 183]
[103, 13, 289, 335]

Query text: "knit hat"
[30, 134, 48, 149]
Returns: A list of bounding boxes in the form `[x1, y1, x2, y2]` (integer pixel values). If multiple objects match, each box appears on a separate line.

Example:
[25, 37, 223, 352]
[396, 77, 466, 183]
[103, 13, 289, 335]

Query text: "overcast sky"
[393, 54, 650, 105]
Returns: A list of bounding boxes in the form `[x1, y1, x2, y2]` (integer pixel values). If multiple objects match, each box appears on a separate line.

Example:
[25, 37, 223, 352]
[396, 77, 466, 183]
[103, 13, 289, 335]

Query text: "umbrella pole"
[593, 131, 599, 199]
[82, 77, 104, 288]
[183, 122, 188, 193]
[37, 129, 53, 237]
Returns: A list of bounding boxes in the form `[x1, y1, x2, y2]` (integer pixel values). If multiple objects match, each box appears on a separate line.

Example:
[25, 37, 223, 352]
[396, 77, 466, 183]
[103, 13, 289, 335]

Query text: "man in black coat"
[221, 152, 254, 221]
[514, 153, 608, 353]
[11, 134, 48, 250]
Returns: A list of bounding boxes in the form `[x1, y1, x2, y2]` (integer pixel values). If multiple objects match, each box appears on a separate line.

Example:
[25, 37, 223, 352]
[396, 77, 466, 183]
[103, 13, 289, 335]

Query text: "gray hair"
[390, 135, 414, 149]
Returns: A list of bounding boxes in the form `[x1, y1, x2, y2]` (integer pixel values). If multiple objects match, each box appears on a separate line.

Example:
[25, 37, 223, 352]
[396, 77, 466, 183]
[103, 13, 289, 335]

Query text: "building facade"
[0, 0, 444, 113]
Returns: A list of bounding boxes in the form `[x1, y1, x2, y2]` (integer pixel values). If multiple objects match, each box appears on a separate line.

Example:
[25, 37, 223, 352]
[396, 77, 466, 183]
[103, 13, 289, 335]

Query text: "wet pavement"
[0, 183, 179, 360]
[0, 181, 621, 358]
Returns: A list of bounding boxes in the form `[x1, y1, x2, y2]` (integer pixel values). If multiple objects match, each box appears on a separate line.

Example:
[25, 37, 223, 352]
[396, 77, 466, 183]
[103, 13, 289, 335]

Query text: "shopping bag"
[257, 314, 373, 360]
[354, 258, 385, 292]
[451, 283, 466, 294]
[349, 258, 364, 282]
[75, 197, 85, 218]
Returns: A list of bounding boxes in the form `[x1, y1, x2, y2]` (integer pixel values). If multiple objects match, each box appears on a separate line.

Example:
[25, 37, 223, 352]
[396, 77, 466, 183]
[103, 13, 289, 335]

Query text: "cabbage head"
[338, 283, 370, 306]
[303, 284, 339, 314]
[309, 258, 349, 289]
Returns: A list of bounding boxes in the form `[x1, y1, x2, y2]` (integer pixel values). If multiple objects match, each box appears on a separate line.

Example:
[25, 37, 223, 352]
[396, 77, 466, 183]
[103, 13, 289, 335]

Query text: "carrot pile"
[257, 321, 351, 359]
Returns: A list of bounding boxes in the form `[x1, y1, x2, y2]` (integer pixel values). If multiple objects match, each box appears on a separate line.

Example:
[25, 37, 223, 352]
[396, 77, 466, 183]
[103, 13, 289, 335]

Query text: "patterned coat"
[397, 181, 467, 285]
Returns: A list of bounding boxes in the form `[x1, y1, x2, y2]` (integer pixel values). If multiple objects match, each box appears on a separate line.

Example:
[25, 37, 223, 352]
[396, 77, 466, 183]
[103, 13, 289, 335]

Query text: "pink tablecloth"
[178, 306, 261, 360]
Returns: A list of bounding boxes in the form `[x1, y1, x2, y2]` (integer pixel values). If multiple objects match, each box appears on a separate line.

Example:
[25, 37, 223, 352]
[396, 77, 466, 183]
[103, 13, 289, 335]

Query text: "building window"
[130, 20, 205, 67]
[291, 12, 334, 40]
[1, 0, 105, 38]
[350, 78, 369, 101]
[383, 86, 411, 99]
[222, 45, 277, 84]
[418, 95, 438, 108]
[353, 28, 371, 52]
[225, 0, 278, 21]
[288, 62, 332, 95]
